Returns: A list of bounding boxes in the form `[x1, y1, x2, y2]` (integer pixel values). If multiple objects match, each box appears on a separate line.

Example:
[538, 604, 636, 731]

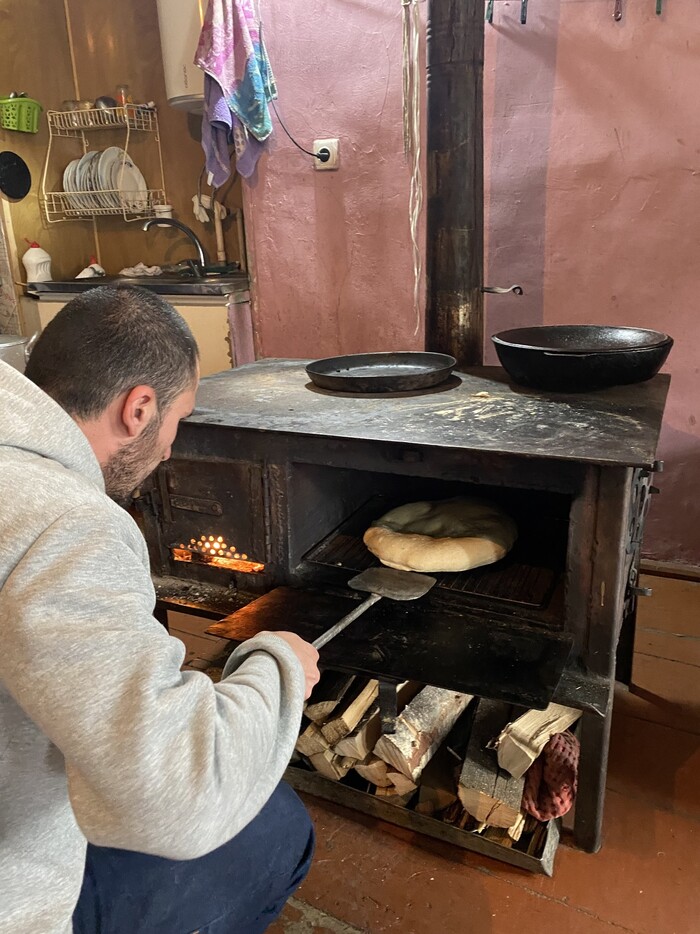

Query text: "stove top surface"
[187, 360, 670, 468]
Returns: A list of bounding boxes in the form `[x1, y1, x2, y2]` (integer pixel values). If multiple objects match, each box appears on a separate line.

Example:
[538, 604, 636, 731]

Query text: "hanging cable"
[255, 13, 328, 164]
[402, 0, 423, 337]
[269, 100, 330, 162]
[269, 100, 327, 160]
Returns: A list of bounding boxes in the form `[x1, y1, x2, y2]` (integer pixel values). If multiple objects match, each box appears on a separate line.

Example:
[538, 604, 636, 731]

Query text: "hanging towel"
[195, 0, 277, 183]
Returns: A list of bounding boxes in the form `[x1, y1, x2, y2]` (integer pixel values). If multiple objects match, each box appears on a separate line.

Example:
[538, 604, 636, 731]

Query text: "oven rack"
[303, 498, 560, 610]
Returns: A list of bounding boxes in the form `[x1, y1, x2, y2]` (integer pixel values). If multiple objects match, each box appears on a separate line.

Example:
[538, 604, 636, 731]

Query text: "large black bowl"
[492, 325, 673, 392]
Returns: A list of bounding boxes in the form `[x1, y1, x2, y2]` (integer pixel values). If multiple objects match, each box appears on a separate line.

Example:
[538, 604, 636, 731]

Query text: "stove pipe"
[425, 0, 485, 367]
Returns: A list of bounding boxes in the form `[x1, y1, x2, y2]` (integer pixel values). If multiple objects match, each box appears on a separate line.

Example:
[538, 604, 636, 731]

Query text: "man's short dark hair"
[25, 286, 199, 419]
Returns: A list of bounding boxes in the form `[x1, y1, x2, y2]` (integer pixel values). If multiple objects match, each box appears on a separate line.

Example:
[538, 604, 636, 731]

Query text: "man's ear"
[120, 385, 158, 439]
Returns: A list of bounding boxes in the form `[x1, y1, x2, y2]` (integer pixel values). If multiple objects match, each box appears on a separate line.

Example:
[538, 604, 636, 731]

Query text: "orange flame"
[171, 533, 264, 573]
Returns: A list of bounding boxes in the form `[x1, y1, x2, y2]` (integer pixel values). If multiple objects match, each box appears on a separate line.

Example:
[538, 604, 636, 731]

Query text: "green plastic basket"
[0, 97, 42, 134]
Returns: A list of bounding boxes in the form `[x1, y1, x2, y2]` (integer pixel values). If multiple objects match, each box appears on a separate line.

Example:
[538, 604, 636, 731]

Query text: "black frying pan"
[492, 326, 673, 392]
[306, 352, 457, 393]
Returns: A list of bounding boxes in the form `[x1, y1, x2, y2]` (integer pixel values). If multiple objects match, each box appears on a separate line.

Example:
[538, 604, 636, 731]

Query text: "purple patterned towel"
[195, 0, 277, 183]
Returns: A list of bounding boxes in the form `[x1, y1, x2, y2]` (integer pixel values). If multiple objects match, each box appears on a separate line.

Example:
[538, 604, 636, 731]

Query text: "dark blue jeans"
[72, 783, 314, 934]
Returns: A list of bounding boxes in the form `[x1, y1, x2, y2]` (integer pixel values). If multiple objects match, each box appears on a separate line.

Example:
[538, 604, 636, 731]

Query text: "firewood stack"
[294, 670, 581, 852]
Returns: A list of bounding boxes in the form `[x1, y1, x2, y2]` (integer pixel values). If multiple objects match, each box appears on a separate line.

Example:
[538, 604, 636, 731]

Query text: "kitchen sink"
[25, 274, 249, 298]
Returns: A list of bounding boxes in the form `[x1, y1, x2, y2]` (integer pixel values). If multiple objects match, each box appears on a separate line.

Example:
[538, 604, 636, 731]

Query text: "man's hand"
[262, 631, 320, 700]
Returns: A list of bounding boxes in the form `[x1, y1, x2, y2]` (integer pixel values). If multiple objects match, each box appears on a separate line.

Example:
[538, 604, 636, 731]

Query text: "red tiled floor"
[283, 783, 698, 934]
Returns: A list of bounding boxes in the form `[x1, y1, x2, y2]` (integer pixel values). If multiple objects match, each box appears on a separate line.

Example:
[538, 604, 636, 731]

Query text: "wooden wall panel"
[65, 0, 242, 275]
[0, 0, 243, 287]
[0, 0, 95, 279]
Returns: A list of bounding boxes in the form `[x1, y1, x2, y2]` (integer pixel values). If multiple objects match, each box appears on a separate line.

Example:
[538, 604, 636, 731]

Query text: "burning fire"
[171, 534, 265, 573]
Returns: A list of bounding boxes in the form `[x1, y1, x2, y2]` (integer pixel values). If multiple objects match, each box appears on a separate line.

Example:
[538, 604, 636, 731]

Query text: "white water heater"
[156, 0, 206, 112]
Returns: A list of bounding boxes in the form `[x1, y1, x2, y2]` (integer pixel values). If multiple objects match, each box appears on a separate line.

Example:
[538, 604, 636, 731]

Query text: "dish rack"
[40, 106, 168, 223]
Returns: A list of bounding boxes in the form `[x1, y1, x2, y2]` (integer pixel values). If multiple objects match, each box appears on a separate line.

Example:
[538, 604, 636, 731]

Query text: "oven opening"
[171, 533, 265, 574]
[287, 464, 570, 626]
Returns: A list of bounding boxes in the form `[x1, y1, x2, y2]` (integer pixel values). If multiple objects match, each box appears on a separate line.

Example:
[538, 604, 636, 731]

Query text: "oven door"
[207, 585, 581, 713]
[138, 459, 268, 583]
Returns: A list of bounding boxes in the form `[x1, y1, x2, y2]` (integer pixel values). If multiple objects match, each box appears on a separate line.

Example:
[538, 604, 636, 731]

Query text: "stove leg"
[573, 700, 613, 853]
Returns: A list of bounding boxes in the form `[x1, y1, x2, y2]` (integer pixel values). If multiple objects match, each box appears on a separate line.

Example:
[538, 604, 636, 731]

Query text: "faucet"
[142, 218, 208, 277]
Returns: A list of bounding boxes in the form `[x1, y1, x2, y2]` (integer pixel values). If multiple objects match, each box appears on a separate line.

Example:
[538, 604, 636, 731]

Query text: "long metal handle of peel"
[312, 593, 382, 649]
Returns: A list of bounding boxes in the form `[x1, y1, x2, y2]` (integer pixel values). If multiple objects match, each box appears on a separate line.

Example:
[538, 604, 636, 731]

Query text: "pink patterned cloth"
[195, 0, 276, 183]
[522, 731, 580, 821]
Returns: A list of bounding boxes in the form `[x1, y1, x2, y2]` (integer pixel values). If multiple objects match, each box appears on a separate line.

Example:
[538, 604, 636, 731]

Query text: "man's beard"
[103, 414, 164, 505]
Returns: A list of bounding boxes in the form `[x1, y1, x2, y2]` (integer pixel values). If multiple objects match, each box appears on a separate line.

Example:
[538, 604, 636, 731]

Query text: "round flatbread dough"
[363, 497, 517, 573]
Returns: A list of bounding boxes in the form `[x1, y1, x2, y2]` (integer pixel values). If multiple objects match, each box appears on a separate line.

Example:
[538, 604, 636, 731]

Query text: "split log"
[295, 721, 330, 757]
[333, 707, 380, 761]
[354, 755, 393, 788]
[374, 686, 473, 783]
[374, 786, 414, 808]
[414, 746, 459, 817]
[334, 681, 421, 760]
[320, 678, 379, 747]
[481, 826, 515, 849]
[507, 811, 526, 842]
[458, 699, 524, 830]
[495, 702, 582, 779]
[308, 748, 352, 782]
[304, 671, 356, 722]
[414, 700, 476, 817]
[441, 800, 474, 830]
[387, 770, 418, 796]
[525, 817, 549, 856]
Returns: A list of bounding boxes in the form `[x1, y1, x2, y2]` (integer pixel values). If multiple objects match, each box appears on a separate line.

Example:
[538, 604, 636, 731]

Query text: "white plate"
[72, 155, 93, 212]
[111, 151, 149, 212]
[90, 152, 111, 209]
[88, 152, 107, 209]
[75, 152, 99, 211]
[62, 158, 82, 211]
[98, 147, 123, 208]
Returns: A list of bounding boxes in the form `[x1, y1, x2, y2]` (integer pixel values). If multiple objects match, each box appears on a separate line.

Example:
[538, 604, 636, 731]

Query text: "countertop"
[24, 274, 250, 300]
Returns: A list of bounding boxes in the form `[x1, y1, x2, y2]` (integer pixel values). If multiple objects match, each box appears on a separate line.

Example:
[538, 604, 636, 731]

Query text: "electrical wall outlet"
[313, 138, 339, 171]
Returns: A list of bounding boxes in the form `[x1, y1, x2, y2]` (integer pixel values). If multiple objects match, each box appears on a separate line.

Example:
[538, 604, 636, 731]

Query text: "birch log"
[373, 686, 473, 783]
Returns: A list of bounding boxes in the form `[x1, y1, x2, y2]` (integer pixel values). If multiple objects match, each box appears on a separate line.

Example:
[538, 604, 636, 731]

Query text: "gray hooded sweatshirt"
[0, 361, 306, 934]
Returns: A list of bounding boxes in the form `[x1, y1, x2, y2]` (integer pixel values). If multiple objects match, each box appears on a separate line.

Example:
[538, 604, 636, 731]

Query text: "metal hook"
[520, 0, 528, 25]
[485, 0, 494, 24]
[613, 0, 622, 21]
[482, 285, 524, 296]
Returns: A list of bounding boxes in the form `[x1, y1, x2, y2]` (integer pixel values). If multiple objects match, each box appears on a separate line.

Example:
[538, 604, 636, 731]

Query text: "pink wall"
[245, 1, 699, 567]
[483, 0, 700, 567]
[243, 1, 424, 358]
